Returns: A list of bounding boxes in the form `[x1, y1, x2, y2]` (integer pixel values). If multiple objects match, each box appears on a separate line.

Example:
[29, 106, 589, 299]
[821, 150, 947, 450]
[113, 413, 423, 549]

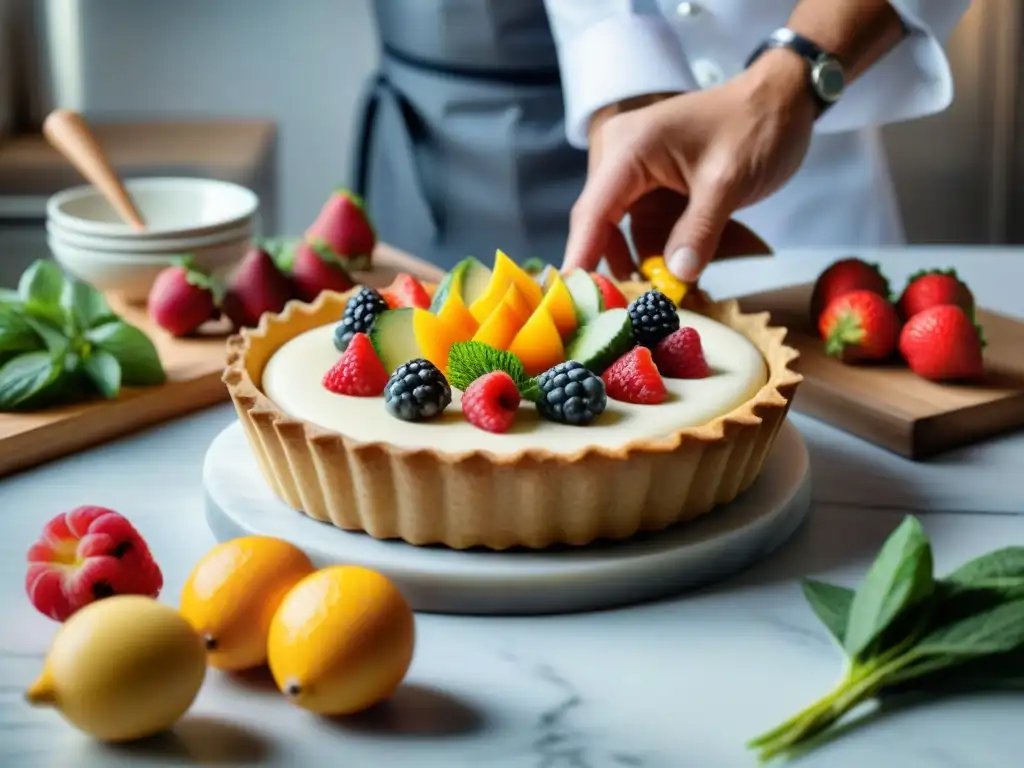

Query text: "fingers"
[663, 178, 735, 283]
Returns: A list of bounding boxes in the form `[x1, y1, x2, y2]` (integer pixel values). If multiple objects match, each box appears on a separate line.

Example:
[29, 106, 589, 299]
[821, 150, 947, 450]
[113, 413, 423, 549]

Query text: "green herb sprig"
[749, 516, 1024, 763]
[0, 260, 166, 411]
[446, 341, 540, 401]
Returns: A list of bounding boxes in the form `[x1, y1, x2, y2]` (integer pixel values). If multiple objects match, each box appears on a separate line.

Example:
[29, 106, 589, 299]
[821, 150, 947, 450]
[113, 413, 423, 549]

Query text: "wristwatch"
[745, 28, 845, 112]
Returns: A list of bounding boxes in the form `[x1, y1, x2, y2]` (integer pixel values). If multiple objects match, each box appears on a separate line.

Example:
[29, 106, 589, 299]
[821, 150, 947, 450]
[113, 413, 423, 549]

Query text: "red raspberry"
[322, 332, 389, 396]
[591, 273, 629, 310]
[601, 346, 667, 404]
[653, 327, 711, 379]
[461, 371, 521, 433]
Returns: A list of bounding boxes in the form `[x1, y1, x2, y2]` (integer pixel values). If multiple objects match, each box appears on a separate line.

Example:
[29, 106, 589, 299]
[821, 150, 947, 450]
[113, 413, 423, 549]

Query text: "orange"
[179, 536, 315, 671]
[267, 565, 415, 716]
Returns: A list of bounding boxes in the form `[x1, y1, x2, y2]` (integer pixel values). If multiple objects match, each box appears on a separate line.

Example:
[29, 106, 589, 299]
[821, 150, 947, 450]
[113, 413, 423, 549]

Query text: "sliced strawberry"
[381, 273, 431, 309]
[322, 332, 389, 396]
[25, 506, 162, 622]
[653, 327, 711, 379]
[378, 289, 402, 310]
[461, 371, 521, 433]
[601, 346, 667, 404]
[591, 273, 629, 310]
[291, 240, 356, 303]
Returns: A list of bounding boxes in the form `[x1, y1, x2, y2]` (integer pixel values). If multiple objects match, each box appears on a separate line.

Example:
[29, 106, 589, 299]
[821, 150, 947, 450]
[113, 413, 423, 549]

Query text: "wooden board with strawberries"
[737, 263, 1024, 460]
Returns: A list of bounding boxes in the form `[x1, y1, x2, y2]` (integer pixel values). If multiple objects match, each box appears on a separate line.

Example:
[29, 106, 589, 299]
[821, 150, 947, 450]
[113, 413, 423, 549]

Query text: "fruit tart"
[224, 251, 801, 550]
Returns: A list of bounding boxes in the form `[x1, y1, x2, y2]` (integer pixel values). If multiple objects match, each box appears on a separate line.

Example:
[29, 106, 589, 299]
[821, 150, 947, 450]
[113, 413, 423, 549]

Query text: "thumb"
[664, 183, 733, 283]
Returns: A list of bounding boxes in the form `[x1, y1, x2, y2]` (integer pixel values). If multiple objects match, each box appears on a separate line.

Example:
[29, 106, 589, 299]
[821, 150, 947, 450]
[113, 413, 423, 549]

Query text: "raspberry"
[322, 332, 389, 396]
[461, 371, 521, 433]
[653, 327, 711, 379]
[601, 347, 667, 404]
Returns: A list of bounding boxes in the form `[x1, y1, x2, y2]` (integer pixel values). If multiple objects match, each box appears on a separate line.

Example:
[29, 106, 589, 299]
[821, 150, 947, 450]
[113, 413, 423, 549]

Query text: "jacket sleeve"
[541, 1, 698, 149]
[815, 0, 974, 134]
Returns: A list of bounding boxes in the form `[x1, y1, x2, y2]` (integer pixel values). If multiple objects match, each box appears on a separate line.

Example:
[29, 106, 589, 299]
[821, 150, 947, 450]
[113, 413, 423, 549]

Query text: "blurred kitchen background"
[0, 0, 1020, 286]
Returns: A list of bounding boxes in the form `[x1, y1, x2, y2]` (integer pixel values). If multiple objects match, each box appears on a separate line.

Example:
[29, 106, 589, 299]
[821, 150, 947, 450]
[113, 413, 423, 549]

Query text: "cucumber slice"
[564, 268, 604, 324]
[369, 308, 420, 373]
[565, 308, 634, 374]
[428, 257, 492, 313]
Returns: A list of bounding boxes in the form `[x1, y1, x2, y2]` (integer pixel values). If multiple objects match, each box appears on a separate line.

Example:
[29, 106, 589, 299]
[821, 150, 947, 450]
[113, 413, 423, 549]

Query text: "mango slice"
[538, 274, 578, 340]
[509, 305, 565, 376]
[469, 250, 543, 322]
[472, 287, 529, 351]
[435, 273, 479, 341]
[413, 309, 459, 371]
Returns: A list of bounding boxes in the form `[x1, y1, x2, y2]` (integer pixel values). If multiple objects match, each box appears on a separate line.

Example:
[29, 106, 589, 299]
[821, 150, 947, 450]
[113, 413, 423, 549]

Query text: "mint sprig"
[447, 341, 540, 401]
[748, 518, 1024, 762]
[0, 259, 166, 411]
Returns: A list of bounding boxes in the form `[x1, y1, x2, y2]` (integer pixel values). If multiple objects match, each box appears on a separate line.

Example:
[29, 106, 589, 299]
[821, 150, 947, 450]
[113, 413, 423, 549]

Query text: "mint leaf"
[18, 260, 67, 327]
[447, 340, 539, 400]
[844, 516, 935, 661]
[86, 321, 166, 386]
[0, 307, 43, 355]
[61, 278, 115, 331]
[802, 580, 853, 645]
[83, 348, 121, 399]
[0, 351, 63, 410]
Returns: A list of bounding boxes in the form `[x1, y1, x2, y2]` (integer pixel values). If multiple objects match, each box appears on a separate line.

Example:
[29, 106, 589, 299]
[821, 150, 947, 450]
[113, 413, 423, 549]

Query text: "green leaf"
[255, 237, 299, 273]
[21, 315, 70, 355]
[947, 547, 1024, 587]
[844, 516, 935, 661]
[0, 351, 63, 410]
[18, 260, 67, 326]
[82, 348, 121, 399]
[913, 597, 1024, 658]
[0, 307, 43, 355]
[802, 580, 853, 644]
[521, 257, 547, 274]
[0, 288, 20, 306]
[61, 278, 115, 331]
[85, 321, 166, 387]
[447, 340, 539, 400]
[173, 255, 226, 303]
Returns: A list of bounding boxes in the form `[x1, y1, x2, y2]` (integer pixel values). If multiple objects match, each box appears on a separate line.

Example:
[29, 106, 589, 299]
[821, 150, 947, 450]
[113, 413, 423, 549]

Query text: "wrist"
[740, 47, 819, 121]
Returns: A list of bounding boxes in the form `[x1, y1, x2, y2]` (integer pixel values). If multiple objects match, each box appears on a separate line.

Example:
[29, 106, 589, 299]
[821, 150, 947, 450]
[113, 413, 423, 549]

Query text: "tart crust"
[223, 283, 802, 550]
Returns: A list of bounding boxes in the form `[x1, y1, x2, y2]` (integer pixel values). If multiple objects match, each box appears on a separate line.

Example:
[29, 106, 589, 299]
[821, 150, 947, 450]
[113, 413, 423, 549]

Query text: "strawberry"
[291, 240, 356, 303]
[809, 257, 890, 323]
[221, 246, 296, 328]
[147, 257, 219, 336]
[461, 371, 521, 433]
[322, 332, 389, 396]
[896, 268, 975, 320]
[601, 346, 667, 404]
[652, 327, 712, 379]
[380, 273, 431, 310]
[899, 304, 985, 382]
[592, 272, 629, 310]
[818, 289, 900, 363]
[305, 188, 376, 272]
[26, 506, 163, 622]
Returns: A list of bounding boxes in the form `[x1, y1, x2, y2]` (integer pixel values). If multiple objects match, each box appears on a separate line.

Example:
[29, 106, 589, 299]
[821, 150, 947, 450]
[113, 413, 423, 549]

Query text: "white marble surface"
[1, 247, 1023, 767]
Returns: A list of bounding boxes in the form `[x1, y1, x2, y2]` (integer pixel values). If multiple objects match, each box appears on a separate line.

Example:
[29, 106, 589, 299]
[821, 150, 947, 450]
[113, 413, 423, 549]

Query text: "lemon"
[268, 565, 415, 715]
[180, 536, 315, 671]
[25, 595, 206, 742]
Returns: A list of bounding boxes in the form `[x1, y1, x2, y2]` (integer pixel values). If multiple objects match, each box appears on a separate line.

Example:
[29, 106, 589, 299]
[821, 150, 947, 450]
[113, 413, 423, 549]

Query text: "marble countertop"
[1, 247, 1022, 767]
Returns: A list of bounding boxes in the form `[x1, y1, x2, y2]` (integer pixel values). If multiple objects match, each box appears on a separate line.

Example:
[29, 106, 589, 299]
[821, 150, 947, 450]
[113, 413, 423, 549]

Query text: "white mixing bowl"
[46, 219, 255, 255]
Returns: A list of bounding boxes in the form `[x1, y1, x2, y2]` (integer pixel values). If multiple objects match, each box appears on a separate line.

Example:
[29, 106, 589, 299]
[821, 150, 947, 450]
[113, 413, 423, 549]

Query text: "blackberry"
[535, 361, 607, 426]
[334, 286, 388, 351]
[628, 289, 680, 347]
[384, 358, 452, 421]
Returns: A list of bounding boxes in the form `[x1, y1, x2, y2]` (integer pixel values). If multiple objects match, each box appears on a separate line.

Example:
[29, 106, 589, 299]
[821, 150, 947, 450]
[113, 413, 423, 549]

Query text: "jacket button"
[675, 2, 702, 17]
[691, 58, 725, 88]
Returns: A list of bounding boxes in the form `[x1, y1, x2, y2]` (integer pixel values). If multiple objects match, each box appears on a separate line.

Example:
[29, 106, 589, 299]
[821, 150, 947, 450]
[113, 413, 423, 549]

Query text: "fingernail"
[667, 247, 701, 281]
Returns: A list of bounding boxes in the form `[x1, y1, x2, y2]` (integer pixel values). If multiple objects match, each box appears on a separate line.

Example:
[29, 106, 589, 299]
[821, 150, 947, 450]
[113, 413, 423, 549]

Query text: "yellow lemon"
[25, 595, 206, 742]
[179, 536, 315, 671]
[268, 565, 415, 715]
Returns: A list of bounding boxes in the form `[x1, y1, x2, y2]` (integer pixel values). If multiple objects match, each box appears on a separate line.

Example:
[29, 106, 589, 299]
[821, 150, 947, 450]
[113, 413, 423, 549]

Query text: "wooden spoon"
[43, 109, 147, 231]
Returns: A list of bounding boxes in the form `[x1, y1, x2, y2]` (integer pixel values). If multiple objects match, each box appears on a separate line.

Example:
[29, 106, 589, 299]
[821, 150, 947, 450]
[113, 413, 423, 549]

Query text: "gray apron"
[349, 0, 587, 271]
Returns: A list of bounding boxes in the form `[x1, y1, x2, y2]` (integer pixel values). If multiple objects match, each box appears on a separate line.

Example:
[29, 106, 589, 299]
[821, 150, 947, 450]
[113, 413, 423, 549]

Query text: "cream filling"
[260, 309, 768, 457]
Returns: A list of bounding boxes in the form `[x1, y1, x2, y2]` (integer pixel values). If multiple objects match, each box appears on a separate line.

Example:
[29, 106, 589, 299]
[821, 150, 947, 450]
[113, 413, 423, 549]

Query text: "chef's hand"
[564, 50, 815, 282]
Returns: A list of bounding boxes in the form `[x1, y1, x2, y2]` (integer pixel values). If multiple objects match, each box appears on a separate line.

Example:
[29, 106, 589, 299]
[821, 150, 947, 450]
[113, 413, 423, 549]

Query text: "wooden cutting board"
[0, 244, 443, 478]
[737, 282, 1024, 460]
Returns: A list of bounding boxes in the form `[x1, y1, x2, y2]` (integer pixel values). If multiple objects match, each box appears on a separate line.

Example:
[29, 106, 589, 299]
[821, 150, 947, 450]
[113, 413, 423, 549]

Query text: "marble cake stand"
[203, 419, 811, 615]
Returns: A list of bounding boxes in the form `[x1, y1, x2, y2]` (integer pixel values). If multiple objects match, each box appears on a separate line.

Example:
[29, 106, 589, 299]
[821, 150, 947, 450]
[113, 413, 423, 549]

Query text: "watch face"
[812, 60, 845, 102]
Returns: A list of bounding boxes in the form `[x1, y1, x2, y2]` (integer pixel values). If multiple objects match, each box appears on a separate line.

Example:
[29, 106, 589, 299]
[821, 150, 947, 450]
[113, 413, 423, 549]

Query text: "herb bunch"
[0, 260, 166, 411]
[750, 516, 1024, 763]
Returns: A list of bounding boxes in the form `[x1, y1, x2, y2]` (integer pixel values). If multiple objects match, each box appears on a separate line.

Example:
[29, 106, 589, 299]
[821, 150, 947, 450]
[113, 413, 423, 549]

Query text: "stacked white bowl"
[46, 177, 260, 302]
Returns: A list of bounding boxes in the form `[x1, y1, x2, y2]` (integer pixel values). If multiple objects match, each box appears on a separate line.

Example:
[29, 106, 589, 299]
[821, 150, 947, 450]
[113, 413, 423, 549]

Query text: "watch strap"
[746, 28, 841, 112]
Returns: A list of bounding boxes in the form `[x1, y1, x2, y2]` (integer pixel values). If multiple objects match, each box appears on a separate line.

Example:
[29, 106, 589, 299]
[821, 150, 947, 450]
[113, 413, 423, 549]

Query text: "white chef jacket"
[541, 0, 973, 249]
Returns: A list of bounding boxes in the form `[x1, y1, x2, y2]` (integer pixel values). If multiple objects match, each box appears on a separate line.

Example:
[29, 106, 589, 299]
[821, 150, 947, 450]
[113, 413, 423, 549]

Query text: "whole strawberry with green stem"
[896, 268, 975, 320]
[818, 289, 900, 363]
[809, 257, 891, 323]
[305, 188, 376, 272]
[899, 304, 985, 382]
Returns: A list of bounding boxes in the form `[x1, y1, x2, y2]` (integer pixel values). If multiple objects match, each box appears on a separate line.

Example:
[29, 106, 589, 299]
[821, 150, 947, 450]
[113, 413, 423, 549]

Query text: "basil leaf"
[21, 315, 70, 355]
[802, 580, 853, 644]
[0, 288, 20, 306]
[85, 321, 166, 386]
[83, 349, 121, 399]
[947, 547, 1024, 587]
[913, 597, 1024, 658]
[61, 278, 116, 332]
[18, 260, 67, 326]
[844, 516, 935, 661]
[0, 307, 43, 355]
[0, 351, 63, 409]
